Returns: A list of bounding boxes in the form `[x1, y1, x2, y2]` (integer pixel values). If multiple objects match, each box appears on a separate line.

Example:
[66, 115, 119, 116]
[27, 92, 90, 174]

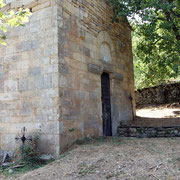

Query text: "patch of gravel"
[2, 137, 180, 180]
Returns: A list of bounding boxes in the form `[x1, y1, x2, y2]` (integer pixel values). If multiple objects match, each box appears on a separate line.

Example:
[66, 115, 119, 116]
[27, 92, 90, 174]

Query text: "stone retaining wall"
[118, 126, 180, 138]
[135, 82, 180, 108]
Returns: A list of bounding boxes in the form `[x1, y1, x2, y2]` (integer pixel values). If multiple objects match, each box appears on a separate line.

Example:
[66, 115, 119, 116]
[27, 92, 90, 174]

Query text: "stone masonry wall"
[56, 0, 135, 151]
[0, 0, 60, 155]
[136, 82, 180, 108]
[118, 126, 180, 138]
[0, 0, 135, 154]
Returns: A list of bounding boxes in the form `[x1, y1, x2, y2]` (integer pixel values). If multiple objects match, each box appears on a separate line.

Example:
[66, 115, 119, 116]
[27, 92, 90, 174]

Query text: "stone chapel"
[0, 0, 135, 155]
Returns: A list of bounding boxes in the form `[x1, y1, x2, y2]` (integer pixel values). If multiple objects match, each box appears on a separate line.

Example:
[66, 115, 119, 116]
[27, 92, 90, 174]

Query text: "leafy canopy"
[107, 0, 180, 89]
[0, 0, 31, 45]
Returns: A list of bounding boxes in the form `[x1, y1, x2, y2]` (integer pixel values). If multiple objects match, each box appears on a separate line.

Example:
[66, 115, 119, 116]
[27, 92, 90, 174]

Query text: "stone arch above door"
[100, 42, 112, 63]
[97, 31, 115, 63]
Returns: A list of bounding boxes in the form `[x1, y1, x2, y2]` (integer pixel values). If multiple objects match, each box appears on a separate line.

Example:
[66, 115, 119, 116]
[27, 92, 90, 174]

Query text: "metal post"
[129, 93, 135, 121]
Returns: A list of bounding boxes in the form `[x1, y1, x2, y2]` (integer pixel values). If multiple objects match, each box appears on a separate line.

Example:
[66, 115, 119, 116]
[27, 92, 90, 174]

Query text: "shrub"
[15, 132, 40, 166]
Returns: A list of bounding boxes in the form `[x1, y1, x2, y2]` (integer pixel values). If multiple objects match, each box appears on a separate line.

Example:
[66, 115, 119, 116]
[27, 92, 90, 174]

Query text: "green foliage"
[0, 132, 53, 177]
[0, 161, 46, 177]
[107, 0, 180, 88]
[133, 21, 180, 89]
[137, 127, 143, 133]
[15, 132, 40, 166]
[0, 0, 31, 45]
[69, 128, 75, 132]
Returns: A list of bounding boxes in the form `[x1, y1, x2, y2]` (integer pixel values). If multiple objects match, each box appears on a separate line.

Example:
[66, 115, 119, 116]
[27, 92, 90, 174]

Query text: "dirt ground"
[136, 105, 180, 118]
[1, 105, 180, 180]
[2, 137, 180, 180]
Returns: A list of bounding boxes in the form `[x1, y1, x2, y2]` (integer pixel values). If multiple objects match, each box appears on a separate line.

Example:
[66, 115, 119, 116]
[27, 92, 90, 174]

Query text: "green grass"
[0, 159, 54, 177]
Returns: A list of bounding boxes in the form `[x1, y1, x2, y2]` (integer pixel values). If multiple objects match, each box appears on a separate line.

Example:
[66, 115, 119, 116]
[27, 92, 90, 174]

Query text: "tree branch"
[165, 11, 180, 41]
[170, 9, 180, 18]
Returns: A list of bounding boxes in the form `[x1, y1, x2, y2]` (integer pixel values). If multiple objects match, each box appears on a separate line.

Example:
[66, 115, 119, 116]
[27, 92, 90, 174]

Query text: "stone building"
[0, 0, 135, 155]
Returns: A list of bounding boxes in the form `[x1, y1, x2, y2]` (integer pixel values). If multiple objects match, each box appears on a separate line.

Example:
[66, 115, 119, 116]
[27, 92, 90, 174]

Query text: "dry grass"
[2, 137, 180, 180]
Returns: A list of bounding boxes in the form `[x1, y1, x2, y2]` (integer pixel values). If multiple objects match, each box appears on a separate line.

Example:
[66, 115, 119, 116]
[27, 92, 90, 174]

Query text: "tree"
[107, 0, 180, 88]
[133, 21, 179, 89]
[0, 0, 31, 45]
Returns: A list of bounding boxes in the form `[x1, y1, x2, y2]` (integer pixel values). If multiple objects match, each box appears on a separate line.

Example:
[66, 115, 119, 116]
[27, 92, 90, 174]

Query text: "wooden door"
[101, 72, 112, 136]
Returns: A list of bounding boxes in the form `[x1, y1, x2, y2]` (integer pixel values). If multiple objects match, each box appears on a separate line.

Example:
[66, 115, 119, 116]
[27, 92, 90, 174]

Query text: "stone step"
[118, 126, 180, 138]
[132, 116, 180, 127]
[118, 116, 180, 138]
